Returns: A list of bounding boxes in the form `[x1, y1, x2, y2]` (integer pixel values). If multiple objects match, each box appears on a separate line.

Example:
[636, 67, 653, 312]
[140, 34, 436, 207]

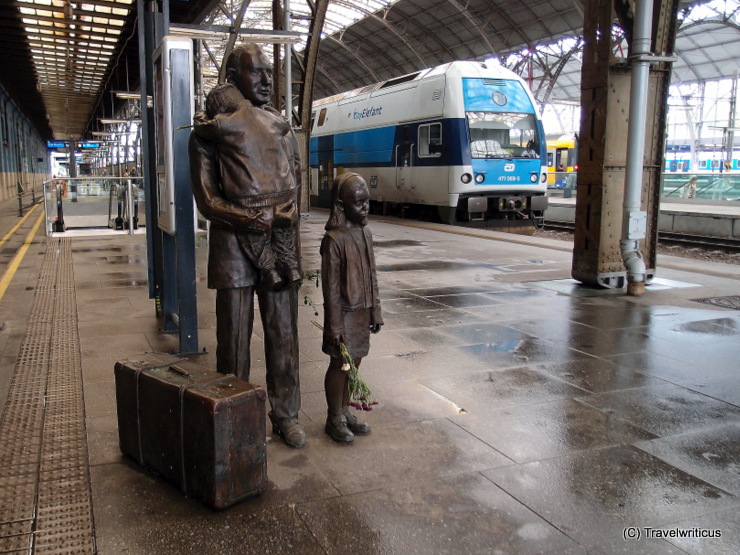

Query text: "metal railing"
[547, 172, 740, 203]
[661, 172, 740, 201]
[16, 180, 41, 217]
[43, 176, 145, 235]
[107, 180, 139, 231]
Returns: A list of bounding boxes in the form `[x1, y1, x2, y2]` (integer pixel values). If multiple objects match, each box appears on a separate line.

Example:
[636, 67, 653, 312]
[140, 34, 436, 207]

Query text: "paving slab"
[482, 446, 738, 545]
[2, 204, 739, 552]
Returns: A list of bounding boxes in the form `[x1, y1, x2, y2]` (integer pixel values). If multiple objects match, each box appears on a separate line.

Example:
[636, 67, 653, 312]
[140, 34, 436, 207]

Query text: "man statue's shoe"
[273, 418, 306, 448]
[325, 413, 355, 443]
[343, 405, 371, 434]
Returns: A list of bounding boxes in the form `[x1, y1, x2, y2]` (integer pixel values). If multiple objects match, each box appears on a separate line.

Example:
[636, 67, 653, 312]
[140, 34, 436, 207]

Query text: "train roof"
[312, 60, 523, 108]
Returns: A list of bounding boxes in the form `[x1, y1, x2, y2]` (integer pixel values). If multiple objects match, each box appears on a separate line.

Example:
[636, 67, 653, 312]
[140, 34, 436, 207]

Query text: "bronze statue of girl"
[320, 173, 383, 443]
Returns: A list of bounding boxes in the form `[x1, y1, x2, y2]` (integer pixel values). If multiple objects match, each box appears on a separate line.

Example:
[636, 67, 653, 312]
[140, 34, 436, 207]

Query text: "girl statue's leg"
[324, 357, 354, 443]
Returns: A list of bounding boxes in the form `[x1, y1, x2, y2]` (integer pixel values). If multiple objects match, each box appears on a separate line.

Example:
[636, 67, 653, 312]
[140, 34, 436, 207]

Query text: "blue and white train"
[309, 61, 549, 226]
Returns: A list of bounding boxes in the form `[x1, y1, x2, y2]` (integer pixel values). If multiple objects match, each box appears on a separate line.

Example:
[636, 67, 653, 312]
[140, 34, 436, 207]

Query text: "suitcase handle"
[168, 364, 191, 378]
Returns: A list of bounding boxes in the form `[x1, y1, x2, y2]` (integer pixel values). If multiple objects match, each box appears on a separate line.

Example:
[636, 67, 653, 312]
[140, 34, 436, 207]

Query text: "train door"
[395, 125, 414, 197]
[317, 158, 333, 208]
[546, 147, 556, 185]
[554, 148, 568, 171]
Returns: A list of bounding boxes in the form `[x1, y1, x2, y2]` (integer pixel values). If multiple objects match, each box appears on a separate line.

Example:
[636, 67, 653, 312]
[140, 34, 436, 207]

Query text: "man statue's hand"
[272, 200, 297, 228]
[370, 323, 382, 334]
[240, 207, 271, 234]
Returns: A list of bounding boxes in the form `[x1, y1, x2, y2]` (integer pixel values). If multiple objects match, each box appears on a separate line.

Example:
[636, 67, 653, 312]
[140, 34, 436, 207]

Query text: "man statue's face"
[233, 49, 273, 106]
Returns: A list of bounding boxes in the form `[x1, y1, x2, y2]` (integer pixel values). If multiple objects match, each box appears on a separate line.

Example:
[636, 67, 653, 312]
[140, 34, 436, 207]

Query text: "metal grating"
[0, 238, 95, 554]
[691, 295, 740, 310]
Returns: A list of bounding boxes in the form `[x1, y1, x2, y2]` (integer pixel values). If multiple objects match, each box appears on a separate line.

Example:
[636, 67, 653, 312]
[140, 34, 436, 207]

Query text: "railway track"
[543, 220, 740, 253]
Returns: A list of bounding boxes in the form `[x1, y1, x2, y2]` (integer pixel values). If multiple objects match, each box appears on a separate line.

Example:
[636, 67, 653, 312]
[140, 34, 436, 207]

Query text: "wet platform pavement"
[1, 203, 739, 553]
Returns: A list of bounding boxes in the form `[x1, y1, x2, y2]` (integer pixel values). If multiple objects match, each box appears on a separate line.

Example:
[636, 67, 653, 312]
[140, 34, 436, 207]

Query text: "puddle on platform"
[105, 256, 147, 265]
[379, 259, 560, 274]
[373, 239, 425, 248]
[675, 321, 738, 336]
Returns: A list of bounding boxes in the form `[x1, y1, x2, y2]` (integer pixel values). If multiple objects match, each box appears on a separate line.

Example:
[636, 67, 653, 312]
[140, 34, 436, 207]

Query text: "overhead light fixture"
[99, 118, 141, 125]
[91, 131, 110, 136]
[169, 23, 302, 44]
[113, 91, 152, 102]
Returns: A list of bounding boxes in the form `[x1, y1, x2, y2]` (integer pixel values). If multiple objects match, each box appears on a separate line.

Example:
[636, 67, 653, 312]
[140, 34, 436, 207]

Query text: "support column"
[572, 0, 680, 290]
[297, 0, 330, 214]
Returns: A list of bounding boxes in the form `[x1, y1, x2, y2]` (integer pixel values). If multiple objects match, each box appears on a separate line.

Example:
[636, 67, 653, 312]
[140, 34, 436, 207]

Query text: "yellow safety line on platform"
[0, 203, 40, 249]
[0, 209, 45, 302]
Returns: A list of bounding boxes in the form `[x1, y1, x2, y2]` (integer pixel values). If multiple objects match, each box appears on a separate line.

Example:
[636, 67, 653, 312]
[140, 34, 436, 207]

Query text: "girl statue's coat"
[320, 224, 382, 359]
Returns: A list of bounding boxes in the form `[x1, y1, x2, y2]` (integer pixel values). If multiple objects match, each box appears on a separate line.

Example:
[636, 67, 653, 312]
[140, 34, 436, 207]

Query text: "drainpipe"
[621, 0, 653, 296]
[284, 0, 292, 123]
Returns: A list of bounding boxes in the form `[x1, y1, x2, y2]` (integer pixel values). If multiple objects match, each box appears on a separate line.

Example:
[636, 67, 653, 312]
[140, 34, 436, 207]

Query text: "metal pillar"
[297, 0, 330, 213]
[572, 0, 680, 291]
[139, 0, 164, 305]
[284, 0, 292, 122]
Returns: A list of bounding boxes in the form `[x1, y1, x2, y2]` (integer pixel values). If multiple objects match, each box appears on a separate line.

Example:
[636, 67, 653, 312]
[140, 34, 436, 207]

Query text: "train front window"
[467, 112, 539, 159]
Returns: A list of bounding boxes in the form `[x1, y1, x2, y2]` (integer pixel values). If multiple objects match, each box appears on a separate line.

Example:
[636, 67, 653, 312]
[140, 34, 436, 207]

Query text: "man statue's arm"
[188, 132, 268, 233]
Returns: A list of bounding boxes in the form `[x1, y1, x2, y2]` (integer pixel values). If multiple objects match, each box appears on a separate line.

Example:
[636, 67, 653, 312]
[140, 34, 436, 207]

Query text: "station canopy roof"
[0, 0, 737, 141]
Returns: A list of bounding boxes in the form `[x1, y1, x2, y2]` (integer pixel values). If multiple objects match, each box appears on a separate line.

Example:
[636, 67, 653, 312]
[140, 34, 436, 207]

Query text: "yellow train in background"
[546, 134, 577, 187]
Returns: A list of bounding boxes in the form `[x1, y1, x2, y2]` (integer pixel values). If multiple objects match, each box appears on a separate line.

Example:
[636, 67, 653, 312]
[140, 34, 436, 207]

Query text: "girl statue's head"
[325, 172, 370, 230]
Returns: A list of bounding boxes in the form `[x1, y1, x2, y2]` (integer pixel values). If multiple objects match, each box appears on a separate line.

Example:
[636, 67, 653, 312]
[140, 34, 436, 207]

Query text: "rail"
[107, 180, 139, 232]
[546, 172, 740, 202]
[543, 220, 740, 253]
[16, 180, 41, 217]
[662, 173, 740, 200]
[53, 183, 65, 232]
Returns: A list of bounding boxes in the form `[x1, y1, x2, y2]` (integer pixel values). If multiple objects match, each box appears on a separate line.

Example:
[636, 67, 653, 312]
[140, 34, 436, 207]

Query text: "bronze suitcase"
[114, 354, 267, 509]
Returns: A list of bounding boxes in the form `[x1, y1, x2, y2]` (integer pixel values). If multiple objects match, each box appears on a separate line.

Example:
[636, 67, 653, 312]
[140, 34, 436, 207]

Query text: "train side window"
[418, 123, 442, 157]
[547, 152, 554, 167]
[317, 108, 327, 127]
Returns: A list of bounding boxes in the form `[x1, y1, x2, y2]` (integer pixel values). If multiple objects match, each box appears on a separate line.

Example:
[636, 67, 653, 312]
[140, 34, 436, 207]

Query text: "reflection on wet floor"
[372, 239, 425, 248]
[105, 255, 148, 265]
[378, 258, 561, 273]
[4, 211, 737, 554]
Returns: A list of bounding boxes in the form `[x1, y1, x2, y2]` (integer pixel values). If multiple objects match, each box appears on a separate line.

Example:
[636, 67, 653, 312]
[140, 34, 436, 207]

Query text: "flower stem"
[339, 342, 374, 406]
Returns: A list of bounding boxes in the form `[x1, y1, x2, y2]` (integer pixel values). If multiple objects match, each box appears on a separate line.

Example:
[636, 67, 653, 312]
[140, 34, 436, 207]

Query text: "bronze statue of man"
[189, 43, 305, 448]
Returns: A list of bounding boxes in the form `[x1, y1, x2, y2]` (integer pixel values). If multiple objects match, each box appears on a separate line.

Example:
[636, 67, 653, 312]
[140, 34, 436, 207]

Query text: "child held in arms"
[193, 82, 301, 290]
[320, 172, 383, 443]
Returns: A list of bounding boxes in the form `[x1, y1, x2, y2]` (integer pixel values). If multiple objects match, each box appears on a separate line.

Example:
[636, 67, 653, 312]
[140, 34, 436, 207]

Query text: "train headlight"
[530, 172, 539, 183]
[461, 173, 472, 184]
[474, 173, 485, 183]
[541, 172, 547, 183]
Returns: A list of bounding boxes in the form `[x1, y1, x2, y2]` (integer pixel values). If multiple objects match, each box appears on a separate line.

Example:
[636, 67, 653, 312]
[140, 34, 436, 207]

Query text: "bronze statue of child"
[193, 82, 301, 290]
[320, 172, 383, 443]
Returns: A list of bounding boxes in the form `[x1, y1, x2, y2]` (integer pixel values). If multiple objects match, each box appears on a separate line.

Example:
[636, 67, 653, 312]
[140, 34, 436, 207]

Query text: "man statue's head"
[225, 43, 273, 106]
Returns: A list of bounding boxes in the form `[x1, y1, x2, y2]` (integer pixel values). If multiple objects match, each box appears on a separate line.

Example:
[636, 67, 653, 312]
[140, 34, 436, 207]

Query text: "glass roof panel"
[17, 0, 135, 138]
[199, 0, 401, 94]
